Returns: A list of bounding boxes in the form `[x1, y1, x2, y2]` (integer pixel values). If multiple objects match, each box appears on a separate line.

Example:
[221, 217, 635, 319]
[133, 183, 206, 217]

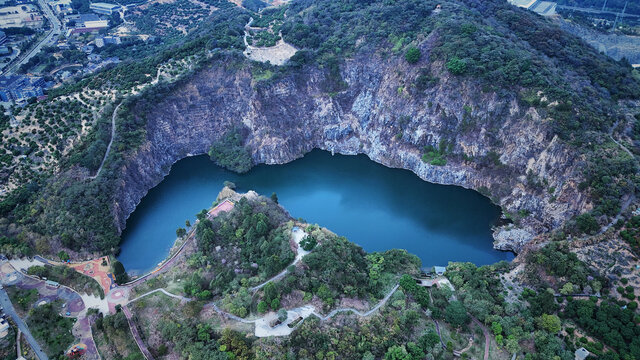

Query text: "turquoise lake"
[118, 150, 513, 274]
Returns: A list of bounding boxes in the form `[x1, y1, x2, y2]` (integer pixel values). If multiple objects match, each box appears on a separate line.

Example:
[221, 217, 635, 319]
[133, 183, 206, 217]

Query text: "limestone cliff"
[113, 52, 591, 253]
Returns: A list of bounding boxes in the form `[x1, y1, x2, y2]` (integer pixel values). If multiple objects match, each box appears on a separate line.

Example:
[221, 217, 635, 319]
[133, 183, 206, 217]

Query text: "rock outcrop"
[112, 52, 590, 254]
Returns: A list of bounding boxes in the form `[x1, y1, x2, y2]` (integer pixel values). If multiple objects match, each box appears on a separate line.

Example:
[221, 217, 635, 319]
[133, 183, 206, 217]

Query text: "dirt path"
[471, 315, 489, 360]
[453, 337, 474, 357]
[208, 283, 399, 337]
[123, 305, 154, 360]
[128, 288, 190, 304]
[89, 103, 121, 180]
[250, 227, 308, 292]
[316, 284, 399, 320]
[432, 318, 447, 350]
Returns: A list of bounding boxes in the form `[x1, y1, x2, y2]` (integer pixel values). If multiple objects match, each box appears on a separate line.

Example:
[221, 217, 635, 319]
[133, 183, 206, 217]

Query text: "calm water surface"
[118, 150, 513, 274]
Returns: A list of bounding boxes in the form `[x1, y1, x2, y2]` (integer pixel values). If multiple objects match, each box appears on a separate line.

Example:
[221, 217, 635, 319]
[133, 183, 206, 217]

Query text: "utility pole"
[612, 0, 628, 31]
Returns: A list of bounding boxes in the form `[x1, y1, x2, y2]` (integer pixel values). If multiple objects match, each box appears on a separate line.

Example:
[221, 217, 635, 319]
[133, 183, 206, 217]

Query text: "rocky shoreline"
[111, 53, 592, 255]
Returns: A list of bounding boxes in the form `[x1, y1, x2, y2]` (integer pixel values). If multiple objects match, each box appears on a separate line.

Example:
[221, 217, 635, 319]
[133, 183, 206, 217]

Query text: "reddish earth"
[69, 257, 115, 295]
[208, 199, 234, 217]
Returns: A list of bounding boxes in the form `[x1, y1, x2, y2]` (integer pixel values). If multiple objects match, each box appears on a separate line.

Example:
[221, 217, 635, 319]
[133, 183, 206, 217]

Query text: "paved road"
[0, 288, 49, 360]
[4, 0, 62, 75]
[557, 4, 639, 18]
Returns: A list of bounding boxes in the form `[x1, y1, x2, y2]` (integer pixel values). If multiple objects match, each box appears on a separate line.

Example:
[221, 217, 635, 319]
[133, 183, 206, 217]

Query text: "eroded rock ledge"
[112, 53, 591, 254]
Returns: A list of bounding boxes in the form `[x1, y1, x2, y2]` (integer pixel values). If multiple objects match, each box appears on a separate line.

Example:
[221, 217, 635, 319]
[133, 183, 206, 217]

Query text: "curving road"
[557, 4, 639, 18]
[4, 0, 62, 75]
[0, 288, 49, 360]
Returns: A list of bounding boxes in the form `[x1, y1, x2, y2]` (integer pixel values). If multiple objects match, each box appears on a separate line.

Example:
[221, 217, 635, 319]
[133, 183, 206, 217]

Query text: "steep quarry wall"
[113, 53, 591, 253]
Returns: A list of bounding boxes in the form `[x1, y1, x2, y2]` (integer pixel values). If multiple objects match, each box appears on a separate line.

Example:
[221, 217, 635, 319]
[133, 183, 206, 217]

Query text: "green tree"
[385, 345, 411, 360]
[418, 331, 440, 351]
[575, 213, 599, 234]
[560, 282, 575, 295]
[300, 235, 317, 251]
[405, 47, 421, 64]
[176, 227, 187, 237]
[406, 342, 425, 359]
[271, 298, 280, 310]
[529, 290, 558, 317]
[208, 128, 252, 173]
[111, 260, 128, 284]
[491, 321, 503, 336]
[445, 301, 469, 329]
[257, 301, 268, 313]
[270, 192, 278, 204]
[538, 314, 562, 333]
[57, 250, 70, 262]
[277, 308, 288, 322]
[446, 57, 467, 75]
[505, 335, 520, 354]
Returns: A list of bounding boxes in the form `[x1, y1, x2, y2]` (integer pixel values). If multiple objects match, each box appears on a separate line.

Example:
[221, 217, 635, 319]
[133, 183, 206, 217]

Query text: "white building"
[95, 35, 120, 47]
[89, 2, 121, 15]
[575, 347, 590, 360]
[508, 0, 557, 16]
[51, 0, 73, 15]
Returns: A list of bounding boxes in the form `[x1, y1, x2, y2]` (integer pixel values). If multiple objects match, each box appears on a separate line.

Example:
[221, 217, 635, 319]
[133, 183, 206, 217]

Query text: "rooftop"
[79, 13, 101, 22]
[509, 0, 537, 8]
[575, 347, 590, 360]
[90, 2, 120, 8]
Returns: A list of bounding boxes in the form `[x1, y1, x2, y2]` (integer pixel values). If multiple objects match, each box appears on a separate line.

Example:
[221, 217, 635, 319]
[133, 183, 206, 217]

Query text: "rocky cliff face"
[112, 51, 591, 253]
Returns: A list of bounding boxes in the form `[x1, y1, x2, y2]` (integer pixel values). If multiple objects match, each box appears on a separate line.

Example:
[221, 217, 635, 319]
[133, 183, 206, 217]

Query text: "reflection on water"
[118, 150, 513, 274]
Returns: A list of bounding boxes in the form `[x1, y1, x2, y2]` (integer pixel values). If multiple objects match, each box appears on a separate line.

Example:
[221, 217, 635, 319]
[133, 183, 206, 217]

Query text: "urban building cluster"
[0, 0, 131, 104]
[0, 75, 47, 102]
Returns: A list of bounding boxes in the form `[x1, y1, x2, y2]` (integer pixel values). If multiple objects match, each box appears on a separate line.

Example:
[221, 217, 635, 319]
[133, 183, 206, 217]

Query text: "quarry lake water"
[118, 150, 514, 275]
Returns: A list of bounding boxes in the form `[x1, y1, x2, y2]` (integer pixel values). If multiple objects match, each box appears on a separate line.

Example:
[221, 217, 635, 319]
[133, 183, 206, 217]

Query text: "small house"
[0, 318, 8, 338]
[575, 347, 590, 360]
[434, 266, 446, 276]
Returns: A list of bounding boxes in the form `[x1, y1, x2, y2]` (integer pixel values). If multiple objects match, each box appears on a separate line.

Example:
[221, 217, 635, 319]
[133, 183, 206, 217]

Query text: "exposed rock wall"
[112, 53, 591, 253]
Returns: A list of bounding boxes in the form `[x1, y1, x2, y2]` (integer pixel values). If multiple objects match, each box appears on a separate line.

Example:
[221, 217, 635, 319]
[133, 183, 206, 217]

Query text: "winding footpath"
[471, 315, 489, 360]
[128, 288, 190, 304]
[432, 318, 447, 350]
[122, 305, 154, 360]
[90, 103, 122, 180]
[250, 227, 308, 292]
[206, 283, 400, 337]
[315, 284, 400, 320]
